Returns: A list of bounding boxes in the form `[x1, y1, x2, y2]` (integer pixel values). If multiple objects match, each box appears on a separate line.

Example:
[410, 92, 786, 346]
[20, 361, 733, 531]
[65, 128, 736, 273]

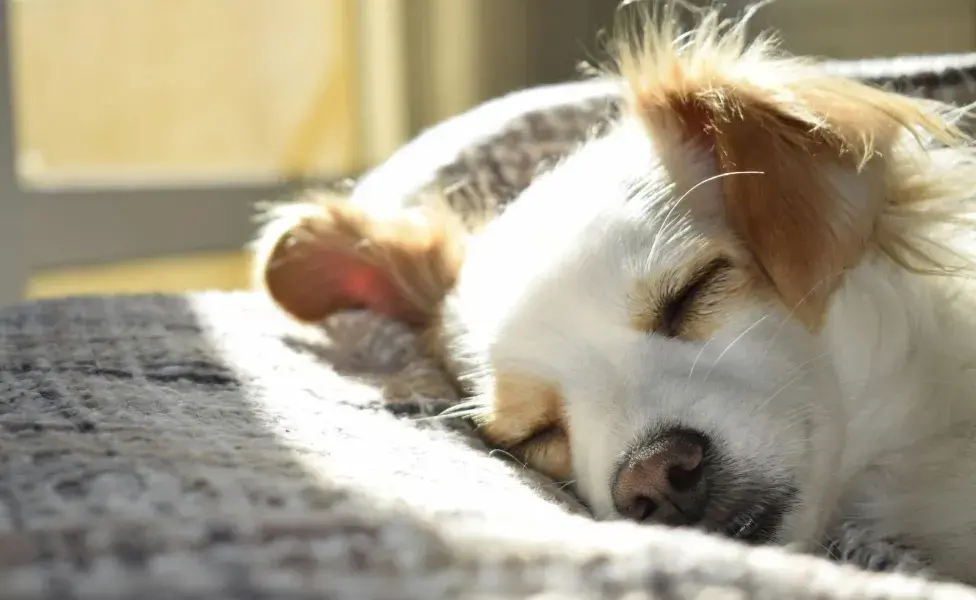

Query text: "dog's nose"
[613, 428, 709, 526]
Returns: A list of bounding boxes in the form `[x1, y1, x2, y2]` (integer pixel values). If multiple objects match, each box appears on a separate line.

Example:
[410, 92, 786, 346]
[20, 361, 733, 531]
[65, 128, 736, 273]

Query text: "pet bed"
[3, 53, 976, 600]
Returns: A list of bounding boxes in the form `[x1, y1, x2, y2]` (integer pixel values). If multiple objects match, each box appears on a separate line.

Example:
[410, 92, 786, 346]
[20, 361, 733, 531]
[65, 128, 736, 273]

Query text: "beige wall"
[12, 0, 360, 187]
[755, 0, 976, 59]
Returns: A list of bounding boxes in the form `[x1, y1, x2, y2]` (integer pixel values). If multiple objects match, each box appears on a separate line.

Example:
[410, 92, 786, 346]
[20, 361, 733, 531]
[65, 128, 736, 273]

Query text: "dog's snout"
[613, 428, 709, 526]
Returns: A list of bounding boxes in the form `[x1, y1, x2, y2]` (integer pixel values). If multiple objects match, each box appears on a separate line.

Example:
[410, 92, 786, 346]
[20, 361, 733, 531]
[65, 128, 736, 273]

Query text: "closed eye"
[511, 425, 563, 451]
[657, 257, 733, 338]
[509, 426, 573, 480]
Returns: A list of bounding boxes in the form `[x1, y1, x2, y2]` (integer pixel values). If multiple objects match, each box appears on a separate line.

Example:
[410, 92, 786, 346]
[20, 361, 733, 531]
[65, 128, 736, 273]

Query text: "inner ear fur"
[614, 6, 968, 328]
[253, 191, 465, 327]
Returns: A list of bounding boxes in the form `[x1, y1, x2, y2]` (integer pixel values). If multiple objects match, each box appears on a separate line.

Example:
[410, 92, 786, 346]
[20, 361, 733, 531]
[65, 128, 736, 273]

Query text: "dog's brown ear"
[253, 194, 465, 326]
[699, 101, 885, 329]
[616, 9, 963, 328]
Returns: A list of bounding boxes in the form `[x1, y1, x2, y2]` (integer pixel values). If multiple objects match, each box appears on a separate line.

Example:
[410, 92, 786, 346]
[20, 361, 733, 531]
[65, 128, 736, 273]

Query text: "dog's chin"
[717, 493, 795, 545]
[688, 474, 799, 546]
[581, 477, 799, 546]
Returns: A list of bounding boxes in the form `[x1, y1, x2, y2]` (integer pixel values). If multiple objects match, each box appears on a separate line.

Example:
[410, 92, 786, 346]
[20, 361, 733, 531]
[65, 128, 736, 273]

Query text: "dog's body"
[255, 6, 976, 584]
[796, 261, 976, 578]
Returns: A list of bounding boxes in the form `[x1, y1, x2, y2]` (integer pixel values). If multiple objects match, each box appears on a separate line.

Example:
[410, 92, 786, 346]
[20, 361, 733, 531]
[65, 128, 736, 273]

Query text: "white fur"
[443, 111, 976, 583]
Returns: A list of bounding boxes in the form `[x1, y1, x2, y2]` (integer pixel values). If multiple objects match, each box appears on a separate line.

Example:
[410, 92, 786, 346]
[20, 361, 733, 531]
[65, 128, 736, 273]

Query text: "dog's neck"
[825, 254, 976, 484]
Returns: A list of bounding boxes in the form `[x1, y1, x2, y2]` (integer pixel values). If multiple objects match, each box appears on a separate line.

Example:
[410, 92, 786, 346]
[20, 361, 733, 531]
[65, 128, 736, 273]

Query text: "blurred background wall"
[7, 0, 976, 300]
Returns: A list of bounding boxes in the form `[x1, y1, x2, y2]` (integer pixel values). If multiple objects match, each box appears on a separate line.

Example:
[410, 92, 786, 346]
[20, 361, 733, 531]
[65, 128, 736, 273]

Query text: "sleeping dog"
[254, 3, 976, 583]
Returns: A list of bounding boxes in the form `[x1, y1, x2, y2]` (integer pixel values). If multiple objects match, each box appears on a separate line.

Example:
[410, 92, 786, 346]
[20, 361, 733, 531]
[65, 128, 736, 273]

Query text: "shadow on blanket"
[0, 292, 964, 599]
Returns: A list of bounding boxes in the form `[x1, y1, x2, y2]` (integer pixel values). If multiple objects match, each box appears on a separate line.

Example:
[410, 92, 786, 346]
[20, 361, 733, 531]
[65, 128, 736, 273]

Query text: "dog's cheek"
[476, 371, 572, 478]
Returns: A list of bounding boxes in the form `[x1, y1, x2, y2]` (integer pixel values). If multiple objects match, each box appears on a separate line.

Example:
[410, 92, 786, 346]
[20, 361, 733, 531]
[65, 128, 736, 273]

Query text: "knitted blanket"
[3, 54, 976, 599]
[1, 294, 974, 600]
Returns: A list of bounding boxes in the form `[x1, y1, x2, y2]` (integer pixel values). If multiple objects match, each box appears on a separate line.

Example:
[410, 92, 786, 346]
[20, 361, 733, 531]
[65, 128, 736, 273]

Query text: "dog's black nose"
[612, 428, 709, 525]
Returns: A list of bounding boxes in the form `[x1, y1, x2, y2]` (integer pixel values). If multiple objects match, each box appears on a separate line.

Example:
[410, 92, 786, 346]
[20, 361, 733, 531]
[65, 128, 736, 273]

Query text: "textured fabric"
[5, 55, 976, 599]
[2, 294, 975, 600]
[352, 54, 976, 226]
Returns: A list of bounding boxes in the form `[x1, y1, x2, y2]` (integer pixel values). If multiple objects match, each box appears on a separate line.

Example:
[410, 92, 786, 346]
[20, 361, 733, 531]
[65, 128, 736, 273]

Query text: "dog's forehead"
[453, 116, 741, 380]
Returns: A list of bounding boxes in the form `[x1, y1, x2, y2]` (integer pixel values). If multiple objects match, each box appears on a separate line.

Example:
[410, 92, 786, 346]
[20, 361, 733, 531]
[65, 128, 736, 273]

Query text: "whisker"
[648, 170, 763, 261]
[436, 400, 488, 417]
[752, 353, 830, 415]
[488, 448, 531, 472]
[756, 371, 813, 412]
[409, 410, 478, 423]
[703, 315, 769, 381]
[687, 332, 719, 383]
[758, 268, 847, 370]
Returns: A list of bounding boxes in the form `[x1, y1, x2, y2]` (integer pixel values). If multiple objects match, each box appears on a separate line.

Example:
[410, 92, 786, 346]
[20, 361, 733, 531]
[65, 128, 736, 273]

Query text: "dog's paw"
[822, 522, 933, 577]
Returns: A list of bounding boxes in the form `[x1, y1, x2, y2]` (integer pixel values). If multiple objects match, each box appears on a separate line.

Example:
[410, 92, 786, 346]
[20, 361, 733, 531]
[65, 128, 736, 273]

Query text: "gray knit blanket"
[3, 54, 976, 599]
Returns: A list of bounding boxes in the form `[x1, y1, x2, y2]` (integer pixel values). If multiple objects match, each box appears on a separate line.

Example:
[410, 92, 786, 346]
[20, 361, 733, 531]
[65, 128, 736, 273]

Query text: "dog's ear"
[253, 194, 465, 326]
[648, 93, 888, 330]
[618, 14, 960, 328]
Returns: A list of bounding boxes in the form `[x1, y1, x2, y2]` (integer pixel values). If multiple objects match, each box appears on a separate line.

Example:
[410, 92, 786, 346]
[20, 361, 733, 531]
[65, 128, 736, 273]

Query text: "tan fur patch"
[254, 192, 465, 326]
[636, 99, 884, 329]
[712, 115, 874, 329]
[476, 372, 573, 480]
[607, 5, 975, 329]
[629, 246, 752, 340]
[642, 102, 877, 329]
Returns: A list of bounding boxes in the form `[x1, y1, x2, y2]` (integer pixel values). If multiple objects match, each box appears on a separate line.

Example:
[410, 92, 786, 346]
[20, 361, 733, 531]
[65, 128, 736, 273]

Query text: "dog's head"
[255, 5, 972, 549]
[442, 6, 973, 546]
